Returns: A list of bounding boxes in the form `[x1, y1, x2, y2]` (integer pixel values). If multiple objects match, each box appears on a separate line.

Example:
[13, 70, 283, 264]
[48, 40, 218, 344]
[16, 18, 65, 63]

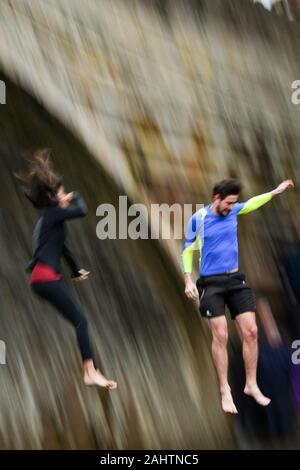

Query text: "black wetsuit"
[28, 192, 93, 361]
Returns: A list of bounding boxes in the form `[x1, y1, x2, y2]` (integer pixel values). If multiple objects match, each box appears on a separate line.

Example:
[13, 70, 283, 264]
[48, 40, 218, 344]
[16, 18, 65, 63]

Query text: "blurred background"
[0, 0, 300, 449]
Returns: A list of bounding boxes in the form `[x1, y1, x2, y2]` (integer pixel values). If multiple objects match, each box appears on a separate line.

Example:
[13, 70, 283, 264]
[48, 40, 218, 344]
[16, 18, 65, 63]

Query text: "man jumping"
[182, 178, 294, 414]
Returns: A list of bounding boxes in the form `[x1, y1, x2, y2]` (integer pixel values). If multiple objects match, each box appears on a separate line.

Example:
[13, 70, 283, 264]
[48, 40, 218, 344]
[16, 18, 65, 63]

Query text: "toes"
[228, 405, 238, 414]
[244, 387, 271, 406]
[105, 380, 116, 389]
[107, 381, 117, 390]
[259, 397, 271, 406]
[223, 406, 238, 414]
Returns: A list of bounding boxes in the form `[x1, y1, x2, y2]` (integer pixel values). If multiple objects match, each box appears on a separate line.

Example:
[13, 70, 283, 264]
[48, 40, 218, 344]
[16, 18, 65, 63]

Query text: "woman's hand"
[72, 268, 90, 282]
[57, 187, 74, 208]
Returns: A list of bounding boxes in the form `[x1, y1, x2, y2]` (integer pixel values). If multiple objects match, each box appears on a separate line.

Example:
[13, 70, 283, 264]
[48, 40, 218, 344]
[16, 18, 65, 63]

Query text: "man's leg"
[235, 311, 270, 406]
[210, 316, 238, 414]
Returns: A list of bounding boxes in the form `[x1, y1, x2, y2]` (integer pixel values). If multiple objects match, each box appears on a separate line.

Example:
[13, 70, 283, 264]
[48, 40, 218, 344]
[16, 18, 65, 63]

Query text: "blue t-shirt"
[182, 193, 272, 276]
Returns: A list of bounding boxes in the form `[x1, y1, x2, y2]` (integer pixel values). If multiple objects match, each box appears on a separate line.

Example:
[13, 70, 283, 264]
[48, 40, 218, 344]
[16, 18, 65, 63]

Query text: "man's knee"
[212, 326, 228, 346]
[242, 323, 258, 342]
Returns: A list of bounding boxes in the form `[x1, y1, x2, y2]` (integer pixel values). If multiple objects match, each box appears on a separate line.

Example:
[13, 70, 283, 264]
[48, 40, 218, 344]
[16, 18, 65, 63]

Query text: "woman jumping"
[16, 149, 117, 390]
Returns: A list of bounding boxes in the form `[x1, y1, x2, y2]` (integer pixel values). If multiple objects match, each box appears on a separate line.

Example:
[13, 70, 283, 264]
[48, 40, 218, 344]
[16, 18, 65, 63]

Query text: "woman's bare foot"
[84, 369, 117, 390]
[244, 384, 270, 406]
[220, 387, 238, 414]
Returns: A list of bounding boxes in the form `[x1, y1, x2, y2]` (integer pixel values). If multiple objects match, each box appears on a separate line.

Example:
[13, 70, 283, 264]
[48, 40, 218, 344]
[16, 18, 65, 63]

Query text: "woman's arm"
[49, 192, 88, 224]
[62, 244, 80, 277]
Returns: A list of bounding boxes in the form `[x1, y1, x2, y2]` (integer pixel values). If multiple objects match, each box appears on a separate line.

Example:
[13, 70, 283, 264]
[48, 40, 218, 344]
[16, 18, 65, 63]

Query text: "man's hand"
[72, 268, 90, 282]
[184, 273, 198, 300]
[271, 180, 294, 197]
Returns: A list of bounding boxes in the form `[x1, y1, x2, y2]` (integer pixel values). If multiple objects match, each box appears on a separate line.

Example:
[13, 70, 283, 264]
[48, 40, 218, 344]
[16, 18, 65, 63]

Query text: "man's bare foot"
[84, 369, 117, 390]
[244, 384, 270, 406]
[220, 387, 238, 414]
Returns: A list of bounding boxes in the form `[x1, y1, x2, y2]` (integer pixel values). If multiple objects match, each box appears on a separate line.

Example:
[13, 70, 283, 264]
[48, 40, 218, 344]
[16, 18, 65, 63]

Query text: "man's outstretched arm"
[238, 179, 294, 215]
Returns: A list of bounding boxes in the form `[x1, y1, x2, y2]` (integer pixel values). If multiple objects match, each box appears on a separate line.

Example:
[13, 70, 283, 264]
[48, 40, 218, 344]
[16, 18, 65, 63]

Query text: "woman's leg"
[31, 281, 117, 389]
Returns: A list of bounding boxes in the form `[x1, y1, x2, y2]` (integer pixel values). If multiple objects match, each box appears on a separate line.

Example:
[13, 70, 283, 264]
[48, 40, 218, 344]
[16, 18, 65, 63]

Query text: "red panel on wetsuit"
[29, 262, 62, 284]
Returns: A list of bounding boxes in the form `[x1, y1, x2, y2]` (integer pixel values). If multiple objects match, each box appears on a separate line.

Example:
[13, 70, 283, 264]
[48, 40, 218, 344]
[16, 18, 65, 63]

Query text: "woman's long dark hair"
[15, 149, 63, 209]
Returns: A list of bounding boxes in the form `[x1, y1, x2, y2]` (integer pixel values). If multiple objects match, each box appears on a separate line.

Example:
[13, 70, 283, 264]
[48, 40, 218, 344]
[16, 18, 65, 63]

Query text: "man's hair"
[212, 178, 242, 200]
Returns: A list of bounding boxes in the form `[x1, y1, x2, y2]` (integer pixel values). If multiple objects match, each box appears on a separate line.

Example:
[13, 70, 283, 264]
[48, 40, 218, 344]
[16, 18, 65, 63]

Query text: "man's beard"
[217, 206, 230, 217]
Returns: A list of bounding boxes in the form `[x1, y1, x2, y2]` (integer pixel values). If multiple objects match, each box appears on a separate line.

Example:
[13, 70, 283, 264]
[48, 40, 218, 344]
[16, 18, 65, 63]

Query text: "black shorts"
[196, 272, 256, 320]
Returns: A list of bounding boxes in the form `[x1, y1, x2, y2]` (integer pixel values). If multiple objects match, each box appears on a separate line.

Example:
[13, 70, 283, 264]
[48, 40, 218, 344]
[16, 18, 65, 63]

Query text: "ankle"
[245, 382, 257, 389]
[83, 360, 95, 375]
[220, 384, 231, 394]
